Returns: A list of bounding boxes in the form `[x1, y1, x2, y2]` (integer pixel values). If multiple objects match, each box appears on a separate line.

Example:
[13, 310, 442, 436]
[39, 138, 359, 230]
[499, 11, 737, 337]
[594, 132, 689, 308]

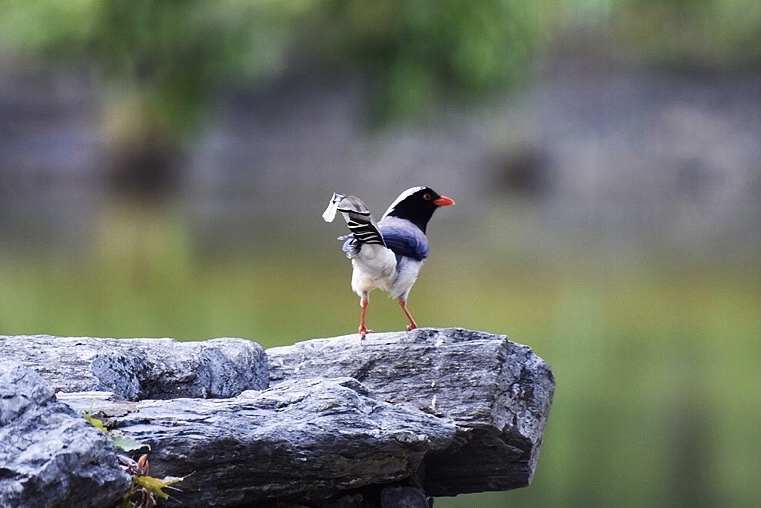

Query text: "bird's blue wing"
[379, 221, 429, 261]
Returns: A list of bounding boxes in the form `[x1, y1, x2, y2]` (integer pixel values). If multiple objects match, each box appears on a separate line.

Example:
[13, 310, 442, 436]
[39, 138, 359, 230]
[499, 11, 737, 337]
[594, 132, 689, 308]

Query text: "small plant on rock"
[83, 406, 186, 508]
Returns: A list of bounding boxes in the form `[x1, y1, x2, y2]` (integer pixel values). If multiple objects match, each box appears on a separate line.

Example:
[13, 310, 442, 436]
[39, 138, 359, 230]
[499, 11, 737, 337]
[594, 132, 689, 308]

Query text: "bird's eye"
[423, 193, 432, 201]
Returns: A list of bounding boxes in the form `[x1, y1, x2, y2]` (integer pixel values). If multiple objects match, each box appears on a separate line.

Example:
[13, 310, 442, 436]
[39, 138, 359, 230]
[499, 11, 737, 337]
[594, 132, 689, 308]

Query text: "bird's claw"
[359, 326, 374, 339]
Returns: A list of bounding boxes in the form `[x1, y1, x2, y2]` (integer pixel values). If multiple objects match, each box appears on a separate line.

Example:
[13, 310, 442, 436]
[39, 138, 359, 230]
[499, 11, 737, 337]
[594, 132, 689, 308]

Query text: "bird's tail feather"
[322, 192, 345, 222]
[323, 193, 385, 247]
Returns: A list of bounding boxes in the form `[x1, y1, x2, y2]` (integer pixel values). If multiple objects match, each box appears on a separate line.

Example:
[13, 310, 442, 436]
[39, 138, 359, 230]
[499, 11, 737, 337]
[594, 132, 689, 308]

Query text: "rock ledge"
[0, 328, 554, 507]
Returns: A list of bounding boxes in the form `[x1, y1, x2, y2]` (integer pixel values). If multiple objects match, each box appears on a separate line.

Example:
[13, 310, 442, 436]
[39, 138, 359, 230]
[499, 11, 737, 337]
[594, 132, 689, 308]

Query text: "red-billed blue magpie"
[322, 186, 455, 338]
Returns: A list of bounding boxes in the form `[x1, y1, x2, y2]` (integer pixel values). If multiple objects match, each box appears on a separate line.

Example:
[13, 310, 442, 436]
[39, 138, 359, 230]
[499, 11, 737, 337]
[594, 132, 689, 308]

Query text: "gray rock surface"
[380, 486, 430, 508]
[268, 327, 555, 495]
[0, 360, 130, 508]
[61, 377, 457, 506]
[0, 335, 267, 400]
[0, 329, 554, 507]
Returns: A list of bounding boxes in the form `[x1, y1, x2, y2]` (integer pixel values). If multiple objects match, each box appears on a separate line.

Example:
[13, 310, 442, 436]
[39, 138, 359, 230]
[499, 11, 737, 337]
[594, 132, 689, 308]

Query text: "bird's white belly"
[350, 244, 397, 295]
[388, 257, 422, 300]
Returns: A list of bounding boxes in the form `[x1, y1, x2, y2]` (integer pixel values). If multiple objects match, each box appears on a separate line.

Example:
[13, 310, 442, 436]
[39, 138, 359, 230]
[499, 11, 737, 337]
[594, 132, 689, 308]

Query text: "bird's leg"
[398, 299, 418, 331]
[358, 294, 373, 339]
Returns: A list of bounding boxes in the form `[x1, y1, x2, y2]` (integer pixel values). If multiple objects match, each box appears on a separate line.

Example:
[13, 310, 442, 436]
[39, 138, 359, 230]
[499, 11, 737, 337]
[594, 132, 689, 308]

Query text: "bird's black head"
[381, 186, 455, 232]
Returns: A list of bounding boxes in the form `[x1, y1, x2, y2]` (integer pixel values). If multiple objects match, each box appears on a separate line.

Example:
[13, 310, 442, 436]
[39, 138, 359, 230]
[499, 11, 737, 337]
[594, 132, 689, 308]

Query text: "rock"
[0, 335, 267, 400]
[268, 327, 555, 495]
[0, 360, 131, 508]
[0, 329, 554, 507]
[380, 485, 431, 508]
[325, 493, 365, 508]
[61, 377, 457, 506]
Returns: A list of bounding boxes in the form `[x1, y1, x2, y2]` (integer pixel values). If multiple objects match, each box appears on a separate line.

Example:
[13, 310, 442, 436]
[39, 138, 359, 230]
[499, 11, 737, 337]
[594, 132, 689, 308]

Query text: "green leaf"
[83, 411, 109, 434]
[112, 435, 151, 452]
[133, 474, 185, 500]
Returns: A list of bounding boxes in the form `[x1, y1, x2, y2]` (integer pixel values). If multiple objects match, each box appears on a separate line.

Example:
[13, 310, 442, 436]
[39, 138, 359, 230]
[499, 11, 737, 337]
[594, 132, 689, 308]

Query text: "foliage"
[83, 406, 110, 435]
[1, 0, 754, 131]
[0, 0, 545, 129]
[83, 406, 184, 508]
[0, 0, 314, 136]
[316, 0, 544, 120]
[611, 0, 761, 67]
[120, 454, 186, 508]
[112, 433, 152, 453]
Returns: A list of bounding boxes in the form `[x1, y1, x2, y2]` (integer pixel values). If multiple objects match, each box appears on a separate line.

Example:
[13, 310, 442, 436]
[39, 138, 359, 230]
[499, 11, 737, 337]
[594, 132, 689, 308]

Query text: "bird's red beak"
[434, 195, 455, 207]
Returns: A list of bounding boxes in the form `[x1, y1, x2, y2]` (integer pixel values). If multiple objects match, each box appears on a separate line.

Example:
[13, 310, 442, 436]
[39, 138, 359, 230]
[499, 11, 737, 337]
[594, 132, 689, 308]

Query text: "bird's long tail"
[321, 192, 345, 222]
[322, 192, 386, 247]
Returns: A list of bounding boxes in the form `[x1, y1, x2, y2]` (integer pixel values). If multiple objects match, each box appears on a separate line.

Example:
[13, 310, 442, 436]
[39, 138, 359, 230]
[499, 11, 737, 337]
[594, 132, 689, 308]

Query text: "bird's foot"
[359, 326, 374, 339]
[406, 323, 418, 332]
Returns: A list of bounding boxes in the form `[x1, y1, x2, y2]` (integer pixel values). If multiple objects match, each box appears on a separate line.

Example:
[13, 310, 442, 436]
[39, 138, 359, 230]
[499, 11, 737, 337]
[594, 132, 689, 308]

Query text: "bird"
[322, 186, 455, 338]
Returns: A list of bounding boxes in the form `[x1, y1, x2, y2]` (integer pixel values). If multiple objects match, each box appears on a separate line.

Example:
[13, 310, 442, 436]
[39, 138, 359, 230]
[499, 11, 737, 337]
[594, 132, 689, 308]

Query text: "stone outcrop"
[0, 328, 554, 507]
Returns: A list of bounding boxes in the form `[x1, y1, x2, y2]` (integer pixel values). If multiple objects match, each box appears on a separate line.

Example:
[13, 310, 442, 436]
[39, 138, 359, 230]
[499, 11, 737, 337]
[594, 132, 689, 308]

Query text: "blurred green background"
[0, 1, 758, 507]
